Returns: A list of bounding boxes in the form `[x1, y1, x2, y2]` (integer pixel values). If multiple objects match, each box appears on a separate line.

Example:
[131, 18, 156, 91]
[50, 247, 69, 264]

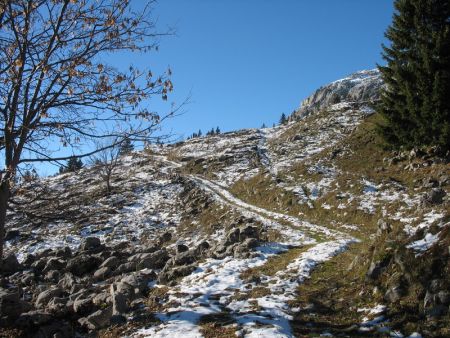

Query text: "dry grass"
[199, 323, 237, 338]
[241, 246, 310, 281]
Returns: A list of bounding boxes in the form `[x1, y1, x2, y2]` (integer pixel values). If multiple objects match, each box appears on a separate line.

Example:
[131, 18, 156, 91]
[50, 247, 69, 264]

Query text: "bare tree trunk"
[0, 181, 10, 269]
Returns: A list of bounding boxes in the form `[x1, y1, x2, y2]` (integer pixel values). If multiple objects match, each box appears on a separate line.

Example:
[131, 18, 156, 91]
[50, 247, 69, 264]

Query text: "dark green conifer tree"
[59, 156, 83, 174]
[378, 0, 450, 150]
[119, 136, 134, 155]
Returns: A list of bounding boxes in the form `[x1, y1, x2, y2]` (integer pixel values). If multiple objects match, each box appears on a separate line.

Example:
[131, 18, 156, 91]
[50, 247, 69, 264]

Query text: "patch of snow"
[407, 232, 440, 255]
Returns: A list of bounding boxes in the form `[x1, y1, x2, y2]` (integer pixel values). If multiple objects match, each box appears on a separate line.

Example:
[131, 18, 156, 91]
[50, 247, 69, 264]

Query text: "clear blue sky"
[144, 0, 394, 136]
[36, 0, 395, 175]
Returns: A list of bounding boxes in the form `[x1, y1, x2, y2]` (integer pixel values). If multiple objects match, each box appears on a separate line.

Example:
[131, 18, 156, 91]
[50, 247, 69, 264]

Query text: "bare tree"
[90, 138, 121, 194]
[0, 0, 178, 263]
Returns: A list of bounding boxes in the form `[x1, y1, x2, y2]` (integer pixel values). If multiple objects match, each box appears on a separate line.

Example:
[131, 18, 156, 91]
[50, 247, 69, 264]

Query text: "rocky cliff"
[293, 69, 383, 119]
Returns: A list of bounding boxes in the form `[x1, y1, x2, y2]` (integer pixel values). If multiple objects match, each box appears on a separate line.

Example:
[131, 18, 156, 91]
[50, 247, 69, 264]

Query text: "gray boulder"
[47, 297, 68, 314]
[422, 188, 446, 205]
[384, 285, 405, 303]
[42, 257, 65, 274]
[129, 249, 169, 270]
[66, 254, 101, 276]
[110, 283, 128, 315]
[4, 229, 20, 241]
[1, 254, 21, 274]
[44, 270, 61, 283]
[73, 296, 94, 315]
[176, 243, 189, 254]
[78, 307, 112, 330]
[100, 256, 120, 269]
[116, 261, 137, 274]
[15, 310, 52, 327]
[57, 273, 78, 292]
[366, 260, 387, 280]
[93, 267, 111, 281]
[158, 264, 197, 284]
[0, 288, 23, 323]
[35, 287, 64, 309]
[80, 237, 102, 252]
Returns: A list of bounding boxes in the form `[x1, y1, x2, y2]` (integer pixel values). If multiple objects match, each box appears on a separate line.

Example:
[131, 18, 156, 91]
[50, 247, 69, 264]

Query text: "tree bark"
[0, 181, 10, 269]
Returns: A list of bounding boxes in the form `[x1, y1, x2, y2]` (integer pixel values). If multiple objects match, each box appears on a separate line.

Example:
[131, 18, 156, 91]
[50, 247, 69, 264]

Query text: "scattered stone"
[80, 237, 102, 252]
[44, 270, 61, 282]
[130, 249, 169, 270]
[73, 297, 94, 315]
[15, 310, 52, 327]
[421, 188, 446, 205]
[385, 285, 405, 303]
[1, 254, 20, 274]
[57, 273, 78, 292]
[66, 254, 101, 276]
[54, 246, 72, 259]
[47, 297, 67, 314]
[34, 320, 73, 338]
[4, 229, 20, 241]
[43, 258, 65, 274]
[376, 219, 392, 236]
[158, 264, 197, 284]
[110, 284, 128, 315]
[93, 267, 111, 281]
[366, 260, 386, 280]
[176, 243, 189, 254]
[35, 287, 63, 309]
[100, 256, 120, 269]
[116, 261, 137, 274]
[78, 307, 112, 330]
[157, 231, 172, 245]
[0, 288, 22, 323]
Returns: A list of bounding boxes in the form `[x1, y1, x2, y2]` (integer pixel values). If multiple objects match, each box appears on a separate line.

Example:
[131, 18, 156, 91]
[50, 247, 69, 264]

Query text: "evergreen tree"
[22, 169, 38, 183]
[215, 126, 220, 134]
[378, 0, 450, 150]
[60, 156, 83, 174]
[261, 123, 266, 128]
[279, 113, 287, 125]
[198, 129, 202, 137]
[119, 136, 134, 155]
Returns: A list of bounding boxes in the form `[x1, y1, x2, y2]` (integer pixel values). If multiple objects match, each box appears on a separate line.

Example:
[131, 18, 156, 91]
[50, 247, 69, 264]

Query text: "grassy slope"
[229, 113, 450, 337]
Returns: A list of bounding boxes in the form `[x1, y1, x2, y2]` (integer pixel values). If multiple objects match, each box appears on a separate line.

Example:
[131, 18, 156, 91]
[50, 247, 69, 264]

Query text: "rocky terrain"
[1, 70, 449, 338]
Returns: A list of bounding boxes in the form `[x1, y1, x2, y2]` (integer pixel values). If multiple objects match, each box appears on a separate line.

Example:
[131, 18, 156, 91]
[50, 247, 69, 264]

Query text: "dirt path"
[131, 170, 354, 338]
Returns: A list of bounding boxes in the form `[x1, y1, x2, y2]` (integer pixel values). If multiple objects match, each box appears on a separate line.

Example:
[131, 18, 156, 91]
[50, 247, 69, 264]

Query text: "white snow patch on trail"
[234, 240, 351, 337]
[133, 241, 352, 338]
[191, 175, 351, 241]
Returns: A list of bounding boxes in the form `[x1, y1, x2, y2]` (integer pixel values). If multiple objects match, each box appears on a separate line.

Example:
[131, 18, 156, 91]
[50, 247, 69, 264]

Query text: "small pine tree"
[261, 123, 266, 128]
[279, 113, 287, 125]
[198, 129, 202, 137]
[22, 169, 38, 182]
[215, 126, 220, 134]
[378, 0, 450, 150]
[60, 156, 83, 173]
[119, 136, 134, 155]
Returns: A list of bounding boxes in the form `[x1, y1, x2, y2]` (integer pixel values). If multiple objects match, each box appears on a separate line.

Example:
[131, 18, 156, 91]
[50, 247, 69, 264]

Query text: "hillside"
[1, 70, 449, 338]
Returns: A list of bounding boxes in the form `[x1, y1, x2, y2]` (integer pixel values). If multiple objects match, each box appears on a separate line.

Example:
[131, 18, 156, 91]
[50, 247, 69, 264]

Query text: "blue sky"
[144, 0, 394, 136]
[36, 0, 394, 175]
